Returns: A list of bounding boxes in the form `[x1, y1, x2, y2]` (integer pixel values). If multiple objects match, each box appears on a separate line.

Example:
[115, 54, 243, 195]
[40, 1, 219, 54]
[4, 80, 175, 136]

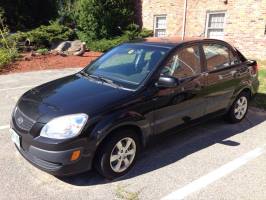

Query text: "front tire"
[95, 129, 140, 180]
[226, 92, 249, 123]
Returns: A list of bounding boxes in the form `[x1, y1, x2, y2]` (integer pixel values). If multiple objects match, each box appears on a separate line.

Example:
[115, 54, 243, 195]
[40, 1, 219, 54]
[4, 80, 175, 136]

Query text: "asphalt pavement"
[0, 68, 266, 200]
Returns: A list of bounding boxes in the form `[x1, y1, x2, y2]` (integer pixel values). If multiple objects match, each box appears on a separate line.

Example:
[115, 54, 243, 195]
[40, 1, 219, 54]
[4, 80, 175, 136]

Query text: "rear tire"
[94, 129, 140, 180]
[226, 92, 249, 123]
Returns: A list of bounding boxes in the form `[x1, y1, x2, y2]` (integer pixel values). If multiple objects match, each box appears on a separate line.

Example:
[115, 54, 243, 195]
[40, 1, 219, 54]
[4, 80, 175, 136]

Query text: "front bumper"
[16, 144, 93, 176]
[11, 121, 96, 176]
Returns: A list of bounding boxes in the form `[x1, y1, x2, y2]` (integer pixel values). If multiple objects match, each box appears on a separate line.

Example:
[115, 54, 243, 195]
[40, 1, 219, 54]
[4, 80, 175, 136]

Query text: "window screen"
[154, 15, 167, 37]
[206, 12, 225, 39]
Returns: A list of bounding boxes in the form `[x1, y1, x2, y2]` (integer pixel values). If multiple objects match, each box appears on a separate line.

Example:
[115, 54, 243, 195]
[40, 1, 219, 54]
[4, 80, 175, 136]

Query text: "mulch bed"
[0, 51, 102, 75]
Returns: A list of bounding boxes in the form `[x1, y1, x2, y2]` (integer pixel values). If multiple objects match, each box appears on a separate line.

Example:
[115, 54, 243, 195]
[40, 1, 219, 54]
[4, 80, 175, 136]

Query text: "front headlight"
[40, 113, 88, 139]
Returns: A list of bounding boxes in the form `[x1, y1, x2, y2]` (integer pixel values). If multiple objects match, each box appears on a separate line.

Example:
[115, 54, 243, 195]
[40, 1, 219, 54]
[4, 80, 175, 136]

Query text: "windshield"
[84, 44, 169, 89]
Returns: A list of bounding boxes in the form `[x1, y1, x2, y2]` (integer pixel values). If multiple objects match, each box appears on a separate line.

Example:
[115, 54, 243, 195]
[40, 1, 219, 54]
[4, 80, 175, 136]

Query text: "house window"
[206, 12, 226, 39]
[154, 15, 167, 37]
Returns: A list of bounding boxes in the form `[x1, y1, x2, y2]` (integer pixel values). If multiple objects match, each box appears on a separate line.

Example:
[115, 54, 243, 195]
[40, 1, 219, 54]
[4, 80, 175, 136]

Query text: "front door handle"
[152, 97, 159, 101]
[201, 72, 209, 77]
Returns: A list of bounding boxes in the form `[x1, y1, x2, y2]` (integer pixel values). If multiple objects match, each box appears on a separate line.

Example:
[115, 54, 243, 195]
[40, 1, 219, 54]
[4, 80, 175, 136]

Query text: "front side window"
[203, 43, 230, 71]
[161, 46, 201, 78]
[154, 15, 167, 37]
[85, 44, 169, 89]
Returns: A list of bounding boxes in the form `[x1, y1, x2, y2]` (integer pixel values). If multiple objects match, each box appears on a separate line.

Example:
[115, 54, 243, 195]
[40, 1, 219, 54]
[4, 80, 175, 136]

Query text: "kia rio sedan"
[10, 37, 259, 179]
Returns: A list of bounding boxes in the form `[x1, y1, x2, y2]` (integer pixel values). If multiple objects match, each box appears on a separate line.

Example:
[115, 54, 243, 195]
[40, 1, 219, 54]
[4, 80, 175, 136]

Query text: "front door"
[153, 44, 206, 134]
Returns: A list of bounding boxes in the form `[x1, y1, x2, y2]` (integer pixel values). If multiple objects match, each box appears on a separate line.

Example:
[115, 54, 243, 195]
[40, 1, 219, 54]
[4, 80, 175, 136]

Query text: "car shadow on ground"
[59, 107, 266, 186]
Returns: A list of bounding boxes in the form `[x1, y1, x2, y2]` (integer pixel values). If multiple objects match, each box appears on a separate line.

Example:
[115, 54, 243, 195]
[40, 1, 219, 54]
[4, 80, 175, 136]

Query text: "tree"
[76, 0, 136, 40]
[0, 0, 58, 31]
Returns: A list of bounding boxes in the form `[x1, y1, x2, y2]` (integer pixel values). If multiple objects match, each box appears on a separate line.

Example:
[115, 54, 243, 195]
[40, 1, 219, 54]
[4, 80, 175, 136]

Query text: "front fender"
[88, 110, 152, 148]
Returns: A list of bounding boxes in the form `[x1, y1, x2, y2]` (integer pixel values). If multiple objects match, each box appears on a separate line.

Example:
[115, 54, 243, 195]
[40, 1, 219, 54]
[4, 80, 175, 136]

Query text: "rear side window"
[236, 49, 247, 62]
[229, 50, 239, 65]
[203, 44, 231, 71]
[161, 45, 201, 78]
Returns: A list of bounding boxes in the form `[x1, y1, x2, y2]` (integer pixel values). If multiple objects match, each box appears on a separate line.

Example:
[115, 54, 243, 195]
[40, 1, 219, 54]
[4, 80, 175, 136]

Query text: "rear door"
[202, 42, 242, 114]
[153, 44, 206, 134]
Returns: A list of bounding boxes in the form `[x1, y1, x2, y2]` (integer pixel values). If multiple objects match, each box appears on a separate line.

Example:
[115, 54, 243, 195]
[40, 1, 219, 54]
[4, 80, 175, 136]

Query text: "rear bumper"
[252, 78, 260, 95]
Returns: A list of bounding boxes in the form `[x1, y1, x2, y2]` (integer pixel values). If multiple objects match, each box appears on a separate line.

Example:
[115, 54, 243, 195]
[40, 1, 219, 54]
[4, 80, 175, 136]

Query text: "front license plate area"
[10, 129, 21, 149]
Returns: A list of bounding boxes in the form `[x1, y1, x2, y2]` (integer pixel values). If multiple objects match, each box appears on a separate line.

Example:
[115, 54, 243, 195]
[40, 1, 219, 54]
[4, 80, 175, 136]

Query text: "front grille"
[13, 107, 35, 131]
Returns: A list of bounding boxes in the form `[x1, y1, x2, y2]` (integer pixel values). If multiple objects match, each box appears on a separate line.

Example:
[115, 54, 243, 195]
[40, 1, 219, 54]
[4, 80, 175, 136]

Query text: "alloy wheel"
[234, 96, 248, 120]
[110, 137, 136, 173]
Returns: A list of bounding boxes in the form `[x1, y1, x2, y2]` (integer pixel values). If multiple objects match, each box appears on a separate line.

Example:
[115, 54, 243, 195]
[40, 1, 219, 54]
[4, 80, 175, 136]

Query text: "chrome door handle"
[201, 72, 209, 77]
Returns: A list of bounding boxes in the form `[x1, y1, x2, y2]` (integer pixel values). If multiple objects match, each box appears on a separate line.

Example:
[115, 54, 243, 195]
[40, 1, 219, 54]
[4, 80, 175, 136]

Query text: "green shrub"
[124, 24, 153, 40]
[86, 35, 129, 52]
[0, 0, 58, 31]
[36, 48, 49, 55]
[80, 25, 153, 52]
[0, 15, 19, 69]
[76, 0, 135, 40]
[0, 48, 18, 69]
[10, 22, 77, 49]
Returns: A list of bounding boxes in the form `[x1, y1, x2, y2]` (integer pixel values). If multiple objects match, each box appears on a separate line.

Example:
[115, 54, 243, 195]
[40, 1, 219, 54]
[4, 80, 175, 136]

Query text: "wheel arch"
[228, 86, 252, 110]
[92, 124, 146, 167]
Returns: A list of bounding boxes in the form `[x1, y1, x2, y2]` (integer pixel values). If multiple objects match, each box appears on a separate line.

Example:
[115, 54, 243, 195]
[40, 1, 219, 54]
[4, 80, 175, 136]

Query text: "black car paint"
[11, 39, 259, 176]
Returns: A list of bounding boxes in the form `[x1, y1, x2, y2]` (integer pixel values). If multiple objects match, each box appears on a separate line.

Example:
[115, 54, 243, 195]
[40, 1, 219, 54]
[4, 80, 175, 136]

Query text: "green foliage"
[124, 24, 153, 40]
[0, 48, 18, 69]
[250, 68, 266, 110]
[10, 22, 77, 49]
[86, 35, 129, 52]
[76, 0, 135, 40]
[80, 25, 153, 52]
[0, 16, 18, 69]
[1, 0, 152, 54]
[0, 0, 58, 31]
[36, 48, 49, 55]
[57, 0, 77, 27]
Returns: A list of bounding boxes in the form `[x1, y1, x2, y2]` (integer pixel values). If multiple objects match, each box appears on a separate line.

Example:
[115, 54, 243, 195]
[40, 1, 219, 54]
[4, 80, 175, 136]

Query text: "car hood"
[17, 73, 133, 123]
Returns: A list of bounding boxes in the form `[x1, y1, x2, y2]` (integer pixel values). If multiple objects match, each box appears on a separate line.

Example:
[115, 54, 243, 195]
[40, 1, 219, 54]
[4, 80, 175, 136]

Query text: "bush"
[0, 48, 18, 69]
[10, 22, 77, 49]
[0, 15, 19, 69]
[76, 0, 135, 40]
[86, 35, 129, 52]
[80, 25, 153, 52]
[36, 48, 49, 55]
[0, 0, 58, 31]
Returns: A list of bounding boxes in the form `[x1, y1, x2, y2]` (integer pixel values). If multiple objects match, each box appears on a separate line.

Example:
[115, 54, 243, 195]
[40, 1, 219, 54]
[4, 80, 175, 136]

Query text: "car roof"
[129, 36, 228, 49]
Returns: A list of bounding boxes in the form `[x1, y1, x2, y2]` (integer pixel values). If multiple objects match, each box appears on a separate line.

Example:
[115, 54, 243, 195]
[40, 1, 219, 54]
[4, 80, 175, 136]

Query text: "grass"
[251, 61, 266, 110]
[115, 185, 141, 200]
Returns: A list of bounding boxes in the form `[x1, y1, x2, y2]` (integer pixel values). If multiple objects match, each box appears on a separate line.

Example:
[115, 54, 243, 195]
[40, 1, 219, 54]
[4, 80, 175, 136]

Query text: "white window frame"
[205, 11, 226, 39]
[154, 15, 167, 37]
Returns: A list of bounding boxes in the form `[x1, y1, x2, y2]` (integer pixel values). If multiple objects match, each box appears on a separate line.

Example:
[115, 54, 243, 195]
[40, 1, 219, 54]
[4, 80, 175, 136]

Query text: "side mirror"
[155, 75, 179, 88]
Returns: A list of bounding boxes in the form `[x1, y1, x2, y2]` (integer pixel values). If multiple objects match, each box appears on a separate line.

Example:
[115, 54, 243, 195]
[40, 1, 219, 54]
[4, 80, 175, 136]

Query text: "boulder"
[73, 42, 86, 56]
[52, 40, 84, 56]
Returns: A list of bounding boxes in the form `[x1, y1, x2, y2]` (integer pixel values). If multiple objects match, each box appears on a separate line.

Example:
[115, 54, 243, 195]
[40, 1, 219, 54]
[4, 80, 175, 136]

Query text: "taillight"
[250, 63, 258, 76]
[253, 63, 258, 73]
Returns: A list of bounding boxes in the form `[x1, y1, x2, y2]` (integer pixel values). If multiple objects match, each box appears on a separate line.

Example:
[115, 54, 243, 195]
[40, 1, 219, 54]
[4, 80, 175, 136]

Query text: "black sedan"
[10, 37, 259, 179]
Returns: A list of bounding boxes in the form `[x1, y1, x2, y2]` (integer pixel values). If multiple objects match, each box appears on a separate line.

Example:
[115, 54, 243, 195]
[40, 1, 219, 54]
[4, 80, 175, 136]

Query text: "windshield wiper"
[80, 71, 121, 88]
